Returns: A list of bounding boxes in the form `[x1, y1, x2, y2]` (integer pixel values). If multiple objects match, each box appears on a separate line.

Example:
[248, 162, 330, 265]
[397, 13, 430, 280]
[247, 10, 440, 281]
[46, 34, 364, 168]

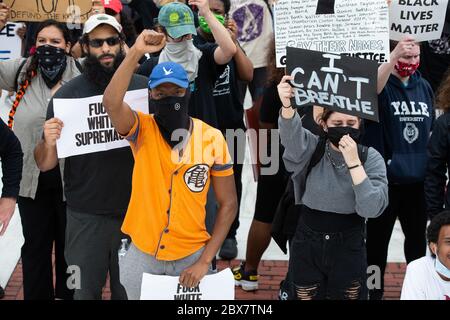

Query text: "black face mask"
[150, 91, 191, 148]
[326, 126, 361, 148]
[36, 44, 67, 89]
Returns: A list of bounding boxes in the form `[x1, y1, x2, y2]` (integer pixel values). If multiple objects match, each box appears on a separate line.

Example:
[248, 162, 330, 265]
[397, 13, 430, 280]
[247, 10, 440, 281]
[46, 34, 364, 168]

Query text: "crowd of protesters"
[0, 0, 449, 300]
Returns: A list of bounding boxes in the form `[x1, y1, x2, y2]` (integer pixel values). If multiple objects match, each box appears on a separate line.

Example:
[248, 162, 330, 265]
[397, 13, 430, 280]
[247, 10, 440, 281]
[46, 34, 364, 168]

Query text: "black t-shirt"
[211, 53, 246, 131]
[47, 73, 148, 215]
[136, 38, 225, 128]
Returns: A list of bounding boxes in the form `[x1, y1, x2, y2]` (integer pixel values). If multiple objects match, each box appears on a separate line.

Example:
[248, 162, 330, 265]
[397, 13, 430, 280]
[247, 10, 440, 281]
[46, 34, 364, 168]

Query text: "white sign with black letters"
[53, 89, 148, 158]
[274, 0, 390, 67]
[389, 0, 449, 42]
[0, 23, 22, 61]
[140, 268, 235, 300]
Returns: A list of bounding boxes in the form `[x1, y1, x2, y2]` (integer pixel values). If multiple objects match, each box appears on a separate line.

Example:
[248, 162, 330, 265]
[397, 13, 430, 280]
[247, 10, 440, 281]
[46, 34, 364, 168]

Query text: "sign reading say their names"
[4, 0, 93, 23]
[389, 0, 449, 42]
[140, 268, 235, 300]
[286, 46, 379, 122]
[274, 0, 390, 68]
[0, 23, 22, 61]
[53, 89, 148, 158]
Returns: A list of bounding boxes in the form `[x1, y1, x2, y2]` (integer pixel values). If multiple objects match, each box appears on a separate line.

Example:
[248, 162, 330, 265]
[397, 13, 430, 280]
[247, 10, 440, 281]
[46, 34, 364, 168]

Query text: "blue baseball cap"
[148, 62, 189, 89]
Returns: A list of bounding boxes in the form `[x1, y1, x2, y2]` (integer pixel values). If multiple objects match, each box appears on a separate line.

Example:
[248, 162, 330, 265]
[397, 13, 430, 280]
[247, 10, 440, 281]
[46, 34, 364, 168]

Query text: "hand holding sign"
[277, 75, 294, 107]
[44, 118, 64, 147]
[390, 36, 417, 63]
[134, 30, 166, 56]
[0, 2, 11, 30]
[278, 75, 296, 119]
[179, 260, 210, 288]
[89, 0, 105, 17]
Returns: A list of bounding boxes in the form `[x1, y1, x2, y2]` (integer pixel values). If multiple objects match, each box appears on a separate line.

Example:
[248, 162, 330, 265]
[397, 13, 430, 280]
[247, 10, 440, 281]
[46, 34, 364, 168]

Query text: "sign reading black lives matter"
[389, 0, 449, 42]
[53, 89, 148, 158]
[274, 0, 390, 67]
[286, 47, 379, 122]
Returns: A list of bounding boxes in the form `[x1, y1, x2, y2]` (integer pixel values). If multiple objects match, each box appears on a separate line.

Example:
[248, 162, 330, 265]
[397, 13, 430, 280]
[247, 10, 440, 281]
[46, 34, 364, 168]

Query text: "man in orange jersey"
[102, 30, 238, 300]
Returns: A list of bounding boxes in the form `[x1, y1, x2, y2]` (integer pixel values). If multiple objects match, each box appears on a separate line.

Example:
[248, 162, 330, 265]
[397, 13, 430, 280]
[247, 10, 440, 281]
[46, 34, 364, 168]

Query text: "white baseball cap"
[83, 14, 123, 35]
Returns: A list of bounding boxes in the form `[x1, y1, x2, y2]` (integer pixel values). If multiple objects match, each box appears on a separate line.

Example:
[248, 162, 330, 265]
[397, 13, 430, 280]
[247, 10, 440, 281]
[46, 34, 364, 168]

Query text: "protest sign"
[4, 0, 92, 24]
[53, 89, 148, 158]
[0, 23, 22, 61]
[274, 0, 390, 67]
[140, 268, 235, 300]
[286, 46, 379, 122]
[389, 0, 449, 41]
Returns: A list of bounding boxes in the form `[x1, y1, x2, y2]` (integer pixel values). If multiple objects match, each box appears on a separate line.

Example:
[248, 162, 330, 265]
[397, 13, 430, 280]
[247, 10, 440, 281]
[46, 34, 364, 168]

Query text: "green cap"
[158, 2, 197, 39]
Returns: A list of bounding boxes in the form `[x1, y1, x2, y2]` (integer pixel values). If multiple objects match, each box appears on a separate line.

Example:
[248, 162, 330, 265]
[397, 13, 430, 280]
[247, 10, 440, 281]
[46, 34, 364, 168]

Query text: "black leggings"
[366, 182, 427, 300]
[17, 169, 73, 300]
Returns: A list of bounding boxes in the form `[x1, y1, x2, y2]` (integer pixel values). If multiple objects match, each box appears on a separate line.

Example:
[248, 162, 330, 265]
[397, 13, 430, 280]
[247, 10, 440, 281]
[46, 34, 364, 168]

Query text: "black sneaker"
[232, 262, 259, 291]
[219, 238, 238, 260]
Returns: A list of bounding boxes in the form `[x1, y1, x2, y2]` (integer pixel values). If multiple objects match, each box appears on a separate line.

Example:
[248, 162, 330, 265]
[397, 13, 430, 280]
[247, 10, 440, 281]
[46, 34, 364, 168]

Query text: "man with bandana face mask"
[34, 14, 149, 300]
[362, 37, 436, 300]
[103, 33, 238, 299]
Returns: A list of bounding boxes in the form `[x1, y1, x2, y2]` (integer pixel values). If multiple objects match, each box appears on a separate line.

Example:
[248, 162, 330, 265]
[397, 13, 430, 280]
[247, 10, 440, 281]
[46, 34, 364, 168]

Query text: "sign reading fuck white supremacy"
[140, 268, 235, 300]
[53, 89, 148, 158]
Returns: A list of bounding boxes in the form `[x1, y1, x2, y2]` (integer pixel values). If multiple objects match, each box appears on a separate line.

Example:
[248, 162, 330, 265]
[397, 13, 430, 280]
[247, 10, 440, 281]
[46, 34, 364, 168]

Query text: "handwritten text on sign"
[53, 89, 148, 158]
[286, 47, 379, 122]
[274, 0, 390, 67]
[389, 0, 449, 41]
[140, 268, 235, 300]
[4, 0, 93, 23]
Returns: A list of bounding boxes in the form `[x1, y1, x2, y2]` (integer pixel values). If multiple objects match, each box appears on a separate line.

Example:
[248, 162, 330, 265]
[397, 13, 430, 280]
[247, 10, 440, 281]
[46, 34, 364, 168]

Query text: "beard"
[83, 49, 125, 89]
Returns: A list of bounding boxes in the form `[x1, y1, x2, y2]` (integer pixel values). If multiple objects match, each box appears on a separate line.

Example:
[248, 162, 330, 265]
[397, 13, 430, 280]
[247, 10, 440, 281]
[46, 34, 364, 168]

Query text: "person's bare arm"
[103, 30, 165, 135]
[189, 0, 236, 65]
[179, 175, 238, 288]
[227, 19, 253, 82]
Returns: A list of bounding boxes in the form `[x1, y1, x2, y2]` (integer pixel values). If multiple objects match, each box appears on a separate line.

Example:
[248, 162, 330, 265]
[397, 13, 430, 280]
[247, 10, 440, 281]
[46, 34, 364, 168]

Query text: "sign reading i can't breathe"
[389, 0, 449, 41]
[274, 0, 390, 68]
[286, 46, 379, 122]
[53, 89, 148, 158]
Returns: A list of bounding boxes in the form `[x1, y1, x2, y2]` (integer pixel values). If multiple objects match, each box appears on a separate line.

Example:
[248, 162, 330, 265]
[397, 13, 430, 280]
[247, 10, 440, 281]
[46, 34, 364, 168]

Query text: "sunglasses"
[88, 36, 121, 48]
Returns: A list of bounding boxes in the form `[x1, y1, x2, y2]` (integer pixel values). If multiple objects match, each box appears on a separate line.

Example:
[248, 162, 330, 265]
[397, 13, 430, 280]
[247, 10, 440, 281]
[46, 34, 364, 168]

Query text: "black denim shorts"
[288, 211, 368, 300]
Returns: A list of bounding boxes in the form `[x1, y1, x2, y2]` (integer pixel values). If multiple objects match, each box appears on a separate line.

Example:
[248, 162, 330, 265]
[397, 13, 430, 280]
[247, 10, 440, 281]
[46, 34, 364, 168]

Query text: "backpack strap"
[305, 136, 327, 177]
[357, 144, 369, 164]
